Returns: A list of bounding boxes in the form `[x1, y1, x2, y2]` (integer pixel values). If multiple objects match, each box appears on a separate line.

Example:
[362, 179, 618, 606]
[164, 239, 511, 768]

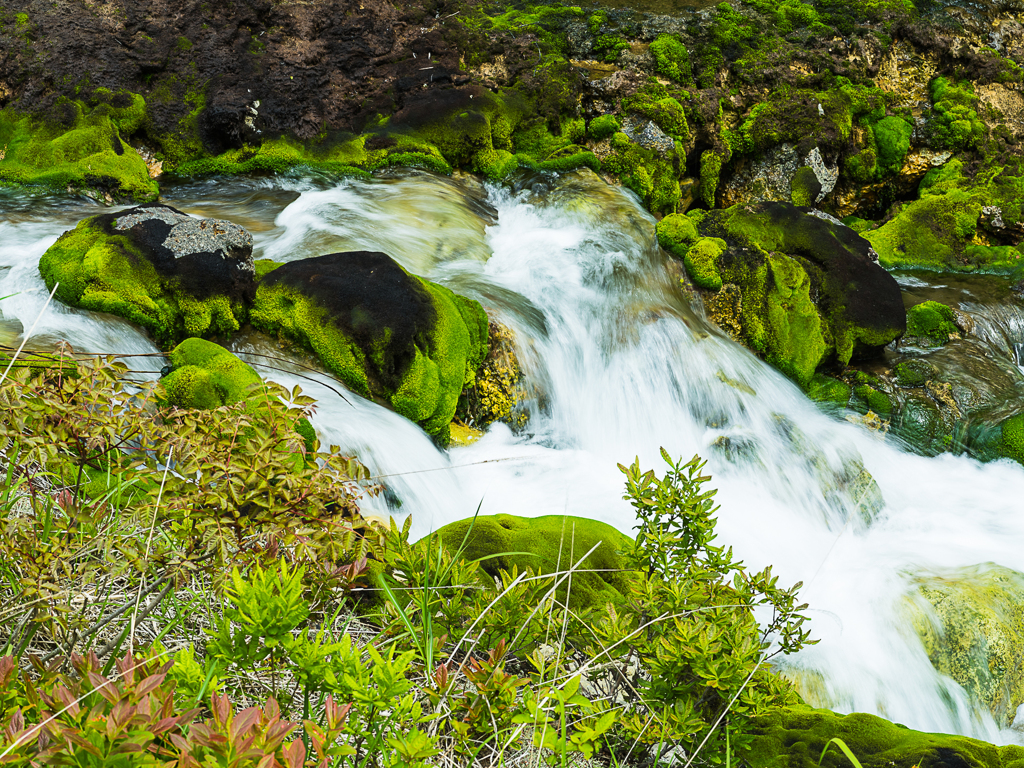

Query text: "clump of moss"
[928, 77, 987, 152]
[459, 321, 527, 431]
[434, 514, 636, 609]
[588, 114, 621, 140]
[649, 34, 692, 84]
[699, 149, 724, 208]
[656, 213, 699, 257]
[790, 166, 821, 207]
[160, 338, 263, 410]
[806, 374, 851, 406]
[906, 301, 958, 344]
[0, 96, 157, 201]
[602, 132, 681, 214]
[893, 359, 935, 387]
[684, 237, 726, 290]
[873, 115, 914, 173]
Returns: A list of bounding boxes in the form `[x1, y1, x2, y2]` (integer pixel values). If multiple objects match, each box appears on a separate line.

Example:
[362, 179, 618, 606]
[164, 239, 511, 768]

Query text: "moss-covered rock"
[749, 706, 1024, 768]
[906, 564, 1024, 727]
[602, 131, 682, 214]
[160, 338, 262, 410]
[251, 251, 488, 444]
[433, 513, 635, 609]
[38, 204, 255, 347]
[691, 202, 906, 386]
[0, 93, 157, 201]
[905, 301, 959, 344]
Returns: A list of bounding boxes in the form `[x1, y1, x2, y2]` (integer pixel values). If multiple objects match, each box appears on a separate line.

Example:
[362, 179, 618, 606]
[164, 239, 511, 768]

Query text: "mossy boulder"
[250, 251, 488, 444]
[749, 706, 1024, 768]
[905, 564, 1024, 727]
[688, 202, 906, 386]
[160, 338, 262, 410]
[905, 301, 959, 345]
[434, 514, 635, 609]
[0, 93, 157, 201]
[1000, 413, 1024, 465]
[38, 204, 255, 347]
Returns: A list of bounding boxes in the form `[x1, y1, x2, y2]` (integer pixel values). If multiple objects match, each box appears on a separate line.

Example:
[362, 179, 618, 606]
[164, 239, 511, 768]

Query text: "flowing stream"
[3, 169, 1024, 744]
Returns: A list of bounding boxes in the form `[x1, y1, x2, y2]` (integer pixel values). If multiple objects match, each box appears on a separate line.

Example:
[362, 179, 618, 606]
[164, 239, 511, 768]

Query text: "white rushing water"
[3, 170, 1024, 743]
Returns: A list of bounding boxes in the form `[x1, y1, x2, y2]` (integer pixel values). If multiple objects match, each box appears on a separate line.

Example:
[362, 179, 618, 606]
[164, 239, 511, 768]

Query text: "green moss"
[805, 374, 851, 406]
[906, 301, 958, 343]
[602, 132, 681, 214]
[434, 514, 636, 609]
[873, 115, 914, 173]
[1000, 414, 1024, 465]
[594, 34, 630, 62]
[790, 166, 821, 207]
[588, 114, 621, 140]
[656, 213, 699, 257]
[893, 360, 933, 387]
[699, 149, 724, 209]
[622, 88, 690, 144]
[649, 34, 692, 84]
[160, 338, 263, 410]
[763, 251, 827, 386]
[928, 77, 986, 152]
[251, 268, 488, 443]
[683, 237, 726, 290]
[853, 383, 893, 415]
[0, 99, 157, 201]
[38, 216, 244, 347]
[749, 706, 1023, 768]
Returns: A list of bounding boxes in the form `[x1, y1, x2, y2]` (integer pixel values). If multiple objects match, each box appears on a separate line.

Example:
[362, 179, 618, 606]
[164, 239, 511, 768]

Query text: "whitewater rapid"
[3, 169, 1024, 743]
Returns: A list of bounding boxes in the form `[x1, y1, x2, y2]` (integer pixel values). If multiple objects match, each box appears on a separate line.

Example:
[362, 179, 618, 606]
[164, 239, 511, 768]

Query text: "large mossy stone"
[906, 564, 1024, 726]
[433, 514, 635, 609]
[160, 338, 262, 410]
[677, 202, 905, 386]
[250, 251, 488, 444]
[38, 203, 255, 347]
[749, 707, 1024, 768]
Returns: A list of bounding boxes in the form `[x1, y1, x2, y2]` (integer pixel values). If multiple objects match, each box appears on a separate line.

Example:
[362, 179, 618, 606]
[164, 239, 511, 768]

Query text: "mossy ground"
[433, 513, 635, 609]
[0, 93, 157, 201]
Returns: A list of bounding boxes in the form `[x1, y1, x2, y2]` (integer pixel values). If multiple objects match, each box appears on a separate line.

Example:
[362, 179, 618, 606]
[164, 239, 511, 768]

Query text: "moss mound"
[0, 93, 156, 201]
[1000, 414, 1024, 465]
[433, 513, 635, 609]
[693, 202, 906, 386]
[906, 301, 958, 344]
[251, 251, 488, 444]
[38, 205, 255, 348]
[160, 338, 262, 410]
[905, 564, 1024, 727]
[749, 707, 1024, 768]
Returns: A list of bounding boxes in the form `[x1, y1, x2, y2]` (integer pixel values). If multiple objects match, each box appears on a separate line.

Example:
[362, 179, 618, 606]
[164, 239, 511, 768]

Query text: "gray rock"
[114, 205, 254, 273]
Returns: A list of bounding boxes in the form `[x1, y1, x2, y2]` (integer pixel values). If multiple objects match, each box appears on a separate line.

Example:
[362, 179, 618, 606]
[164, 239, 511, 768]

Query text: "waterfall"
[3, 170, 1024, 743]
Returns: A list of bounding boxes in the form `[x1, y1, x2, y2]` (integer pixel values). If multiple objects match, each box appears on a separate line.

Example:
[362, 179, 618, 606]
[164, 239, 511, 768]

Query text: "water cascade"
[3, 170, 1024, 744]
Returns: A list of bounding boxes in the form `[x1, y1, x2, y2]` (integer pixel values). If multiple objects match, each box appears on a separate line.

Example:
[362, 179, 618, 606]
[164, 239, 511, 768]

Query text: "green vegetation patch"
[0, 95, 157, 201]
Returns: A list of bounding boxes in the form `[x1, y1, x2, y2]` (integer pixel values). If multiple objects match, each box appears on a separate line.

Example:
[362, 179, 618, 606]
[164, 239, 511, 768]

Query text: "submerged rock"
[660, 202, 906, 386]
[38, 204, 255, 347]
[251, 251, 489, 445]
[905, 564, 1024, 727]
[433, 513, 635, 609]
